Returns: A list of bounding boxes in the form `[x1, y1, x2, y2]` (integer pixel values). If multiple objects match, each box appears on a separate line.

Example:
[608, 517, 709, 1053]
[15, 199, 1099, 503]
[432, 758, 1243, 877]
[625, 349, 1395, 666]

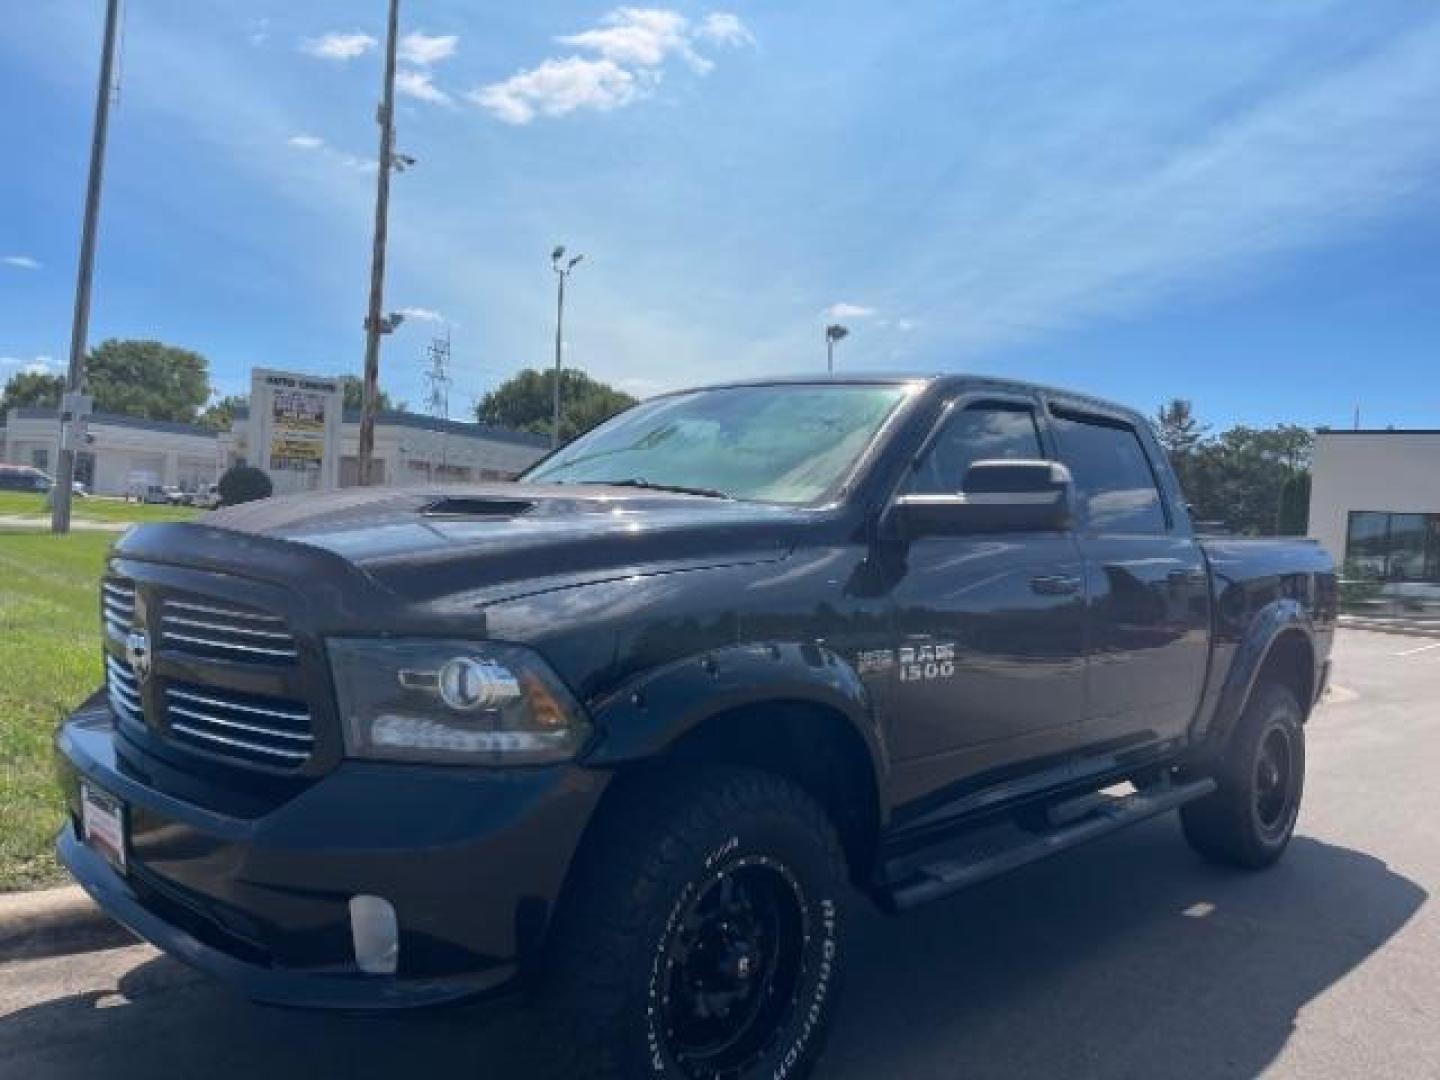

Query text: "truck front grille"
[163, 684, 314, 767]
[159, 596, 298, 662]
[100, 573, 316, 773]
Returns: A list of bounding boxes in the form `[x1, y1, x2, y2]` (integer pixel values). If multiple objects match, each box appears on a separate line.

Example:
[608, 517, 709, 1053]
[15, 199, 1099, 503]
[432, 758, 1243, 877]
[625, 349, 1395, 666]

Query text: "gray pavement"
[2, 629, 1436, 1078]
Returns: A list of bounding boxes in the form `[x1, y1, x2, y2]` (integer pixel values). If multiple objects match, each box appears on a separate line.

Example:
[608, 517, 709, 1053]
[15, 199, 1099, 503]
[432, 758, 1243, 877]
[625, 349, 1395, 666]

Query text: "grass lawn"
[0, 528, 123, 890]
[0, 490, 198, 524]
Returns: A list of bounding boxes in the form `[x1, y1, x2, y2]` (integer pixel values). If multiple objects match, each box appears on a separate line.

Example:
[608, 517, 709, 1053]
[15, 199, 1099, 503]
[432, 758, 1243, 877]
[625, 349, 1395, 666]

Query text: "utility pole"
[51, 0, 120, 535]
[357, 0, 402, 486]
[825, 323, 849, 374]
[550, 245, 584, 449]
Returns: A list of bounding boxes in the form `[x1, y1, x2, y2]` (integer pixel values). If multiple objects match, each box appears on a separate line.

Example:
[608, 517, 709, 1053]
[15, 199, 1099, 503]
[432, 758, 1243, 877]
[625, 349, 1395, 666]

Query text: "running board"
[883, 777, 1217, 912]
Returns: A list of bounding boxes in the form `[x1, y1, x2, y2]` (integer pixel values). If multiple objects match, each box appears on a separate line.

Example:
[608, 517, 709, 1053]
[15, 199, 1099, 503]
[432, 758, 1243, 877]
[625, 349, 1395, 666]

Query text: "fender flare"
[1196, 598, 1317, 760]
[584, 641, 889, 821]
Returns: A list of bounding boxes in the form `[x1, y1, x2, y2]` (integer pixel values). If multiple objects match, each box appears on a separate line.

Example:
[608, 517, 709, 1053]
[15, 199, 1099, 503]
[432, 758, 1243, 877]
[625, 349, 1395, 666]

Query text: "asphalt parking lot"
[2, 628, 1436, 1079]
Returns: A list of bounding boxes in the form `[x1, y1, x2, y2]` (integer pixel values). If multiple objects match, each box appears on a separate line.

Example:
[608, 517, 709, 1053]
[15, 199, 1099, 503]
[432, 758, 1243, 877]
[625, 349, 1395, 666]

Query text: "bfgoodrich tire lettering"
[541, 765, 848, 1080]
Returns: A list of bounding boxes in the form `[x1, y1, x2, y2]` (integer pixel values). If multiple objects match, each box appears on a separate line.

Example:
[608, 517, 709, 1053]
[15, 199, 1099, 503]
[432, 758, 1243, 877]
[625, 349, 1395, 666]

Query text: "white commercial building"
[0, 408, 224, 494]
[2, 406, 548, 497]
[1308, 429, 1440, 599]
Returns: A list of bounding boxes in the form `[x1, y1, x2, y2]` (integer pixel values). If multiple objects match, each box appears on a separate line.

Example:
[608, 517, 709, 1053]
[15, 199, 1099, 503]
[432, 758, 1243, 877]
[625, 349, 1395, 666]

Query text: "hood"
[198, 483, 814, 604]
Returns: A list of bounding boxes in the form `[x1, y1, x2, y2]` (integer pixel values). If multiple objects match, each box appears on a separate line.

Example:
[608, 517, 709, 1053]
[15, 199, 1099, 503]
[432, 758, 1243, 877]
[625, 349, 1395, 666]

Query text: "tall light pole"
[357, 0, 403, 486]
[51, 0, 120, 535]
[550, 246, 584, 449]
[825, 323, 849, 374]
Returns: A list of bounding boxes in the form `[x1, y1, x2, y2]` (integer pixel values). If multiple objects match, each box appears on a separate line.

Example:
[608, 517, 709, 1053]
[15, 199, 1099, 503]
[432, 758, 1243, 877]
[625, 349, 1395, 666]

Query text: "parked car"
[57, 375, 1336, 1080]
[0, 464, 53, 492]
[136, 484, 171, 505]
[192, 483, 221, 509]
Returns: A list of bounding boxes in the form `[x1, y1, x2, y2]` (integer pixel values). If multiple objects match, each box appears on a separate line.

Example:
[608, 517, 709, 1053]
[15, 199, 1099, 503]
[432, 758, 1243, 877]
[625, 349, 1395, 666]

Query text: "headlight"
[328, 639, 591, 765]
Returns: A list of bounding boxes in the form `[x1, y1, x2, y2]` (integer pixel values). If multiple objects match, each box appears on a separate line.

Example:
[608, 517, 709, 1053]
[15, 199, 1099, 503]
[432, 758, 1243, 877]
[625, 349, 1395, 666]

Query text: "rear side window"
[1052, 414, 1168, 534]
[908, 402, 1042, 494]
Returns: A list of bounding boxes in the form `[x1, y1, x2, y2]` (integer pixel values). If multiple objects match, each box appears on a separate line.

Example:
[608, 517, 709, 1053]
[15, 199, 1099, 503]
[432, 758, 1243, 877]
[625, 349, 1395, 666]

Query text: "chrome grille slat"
[165, 598, 286, 624]
[167, 706, 313, 743]
[101, 578, 135, 635]
[161, 630, 298, 659]
[159, 595, 298, 661]
[163, 682, 315, 768]
[166, 688, 308, 724]
[168, 722, 310, 763]
[161, 614, 294, 642]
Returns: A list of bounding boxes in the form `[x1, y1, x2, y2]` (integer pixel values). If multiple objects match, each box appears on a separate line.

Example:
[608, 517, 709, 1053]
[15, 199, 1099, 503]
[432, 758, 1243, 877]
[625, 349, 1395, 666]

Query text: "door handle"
[1030, 574, 1082, 596]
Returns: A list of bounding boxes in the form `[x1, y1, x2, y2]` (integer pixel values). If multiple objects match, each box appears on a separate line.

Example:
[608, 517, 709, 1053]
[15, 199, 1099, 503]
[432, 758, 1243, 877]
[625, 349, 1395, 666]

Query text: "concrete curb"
[1338, 616, 1440, 640]
[0, 885, 134, 962]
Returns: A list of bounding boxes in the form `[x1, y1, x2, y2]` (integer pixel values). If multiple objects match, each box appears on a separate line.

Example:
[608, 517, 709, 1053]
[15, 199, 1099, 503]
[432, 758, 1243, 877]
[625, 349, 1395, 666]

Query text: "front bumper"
[56, 705, 607, 1009]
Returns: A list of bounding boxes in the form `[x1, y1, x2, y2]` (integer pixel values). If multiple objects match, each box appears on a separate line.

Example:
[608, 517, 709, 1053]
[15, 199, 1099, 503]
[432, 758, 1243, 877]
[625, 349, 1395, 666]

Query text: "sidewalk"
[0, 515, 128, 532]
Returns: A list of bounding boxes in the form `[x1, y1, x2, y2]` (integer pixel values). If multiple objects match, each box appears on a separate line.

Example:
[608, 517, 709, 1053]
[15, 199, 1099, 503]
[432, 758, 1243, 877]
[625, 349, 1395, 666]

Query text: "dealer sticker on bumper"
[81, 782, 127, 873]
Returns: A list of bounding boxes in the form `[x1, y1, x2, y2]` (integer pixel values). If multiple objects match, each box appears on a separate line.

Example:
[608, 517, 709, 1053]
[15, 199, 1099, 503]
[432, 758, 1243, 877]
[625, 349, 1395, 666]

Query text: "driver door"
[886, 395, 1088, 812]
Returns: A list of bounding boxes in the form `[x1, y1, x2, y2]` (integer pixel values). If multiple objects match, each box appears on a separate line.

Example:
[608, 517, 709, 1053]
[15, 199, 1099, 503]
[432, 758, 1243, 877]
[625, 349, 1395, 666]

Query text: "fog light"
[349, 895, 398, 975]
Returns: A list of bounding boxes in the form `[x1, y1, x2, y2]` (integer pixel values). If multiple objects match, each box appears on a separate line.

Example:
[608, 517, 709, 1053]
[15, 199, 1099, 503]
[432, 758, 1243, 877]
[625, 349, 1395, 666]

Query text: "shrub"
[217, 464, 273, 507]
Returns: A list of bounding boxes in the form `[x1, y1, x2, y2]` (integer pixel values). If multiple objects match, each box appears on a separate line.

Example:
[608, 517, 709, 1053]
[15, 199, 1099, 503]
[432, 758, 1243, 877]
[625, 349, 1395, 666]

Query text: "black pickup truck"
[57, 375, 1335, 1079]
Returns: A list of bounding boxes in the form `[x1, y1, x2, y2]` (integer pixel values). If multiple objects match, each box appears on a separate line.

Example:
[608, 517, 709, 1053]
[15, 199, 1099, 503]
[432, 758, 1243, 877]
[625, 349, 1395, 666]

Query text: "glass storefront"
[1345, 511, 1440, 582]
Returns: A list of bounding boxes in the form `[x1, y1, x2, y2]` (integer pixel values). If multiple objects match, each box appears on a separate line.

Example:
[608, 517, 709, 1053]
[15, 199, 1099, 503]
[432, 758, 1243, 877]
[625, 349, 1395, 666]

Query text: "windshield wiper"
[577, 477, 733, 500]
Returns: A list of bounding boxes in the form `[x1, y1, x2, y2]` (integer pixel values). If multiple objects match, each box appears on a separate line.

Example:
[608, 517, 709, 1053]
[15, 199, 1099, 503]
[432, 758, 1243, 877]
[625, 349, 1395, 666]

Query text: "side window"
[908, 402, 1042, 494]
[1052, 413, 1168, 534]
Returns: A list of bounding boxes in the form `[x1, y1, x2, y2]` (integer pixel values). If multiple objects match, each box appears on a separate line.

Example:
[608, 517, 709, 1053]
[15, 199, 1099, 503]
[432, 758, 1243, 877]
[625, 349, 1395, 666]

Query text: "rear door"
[1048, 406, 1210, 753]
[886, 394, 1088, 810]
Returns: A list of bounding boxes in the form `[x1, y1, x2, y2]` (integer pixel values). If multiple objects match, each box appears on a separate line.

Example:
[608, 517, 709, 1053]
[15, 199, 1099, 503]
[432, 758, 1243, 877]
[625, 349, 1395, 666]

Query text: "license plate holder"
[81, 782, 127, 873]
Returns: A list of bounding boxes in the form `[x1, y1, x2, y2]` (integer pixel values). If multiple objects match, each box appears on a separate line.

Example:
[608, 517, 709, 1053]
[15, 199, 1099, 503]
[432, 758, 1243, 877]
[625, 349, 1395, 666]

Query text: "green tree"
[200, 393, 248, 431]
[84, 339, 210, 422]
[477, 368, 636, 443]
[0, 369, 66, 414]
[1153, 398, 1209, 504]
[339, 376, 395, 413]
[1187, 425, 1313, 536]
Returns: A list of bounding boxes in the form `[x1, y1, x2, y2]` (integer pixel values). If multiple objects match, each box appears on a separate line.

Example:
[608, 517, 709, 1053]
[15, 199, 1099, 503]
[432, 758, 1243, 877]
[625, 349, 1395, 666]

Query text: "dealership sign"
[248, 368, 342, 493]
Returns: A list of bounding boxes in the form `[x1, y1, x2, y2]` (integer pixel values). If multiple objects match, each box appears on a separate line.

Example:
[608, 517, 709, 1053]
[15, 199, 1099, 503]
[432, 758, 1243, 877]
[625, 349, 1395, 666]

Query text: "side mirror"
[894, 459, 1073, 537]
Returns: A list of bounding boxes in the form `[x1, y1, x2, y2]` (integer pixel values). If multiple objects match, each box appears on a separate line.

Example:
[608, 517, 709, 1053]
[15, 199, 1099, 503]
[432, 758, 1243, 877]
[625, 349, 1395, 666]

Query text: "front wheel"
[540, 766, 848, 1080]
[1182, 681, 1306, 869]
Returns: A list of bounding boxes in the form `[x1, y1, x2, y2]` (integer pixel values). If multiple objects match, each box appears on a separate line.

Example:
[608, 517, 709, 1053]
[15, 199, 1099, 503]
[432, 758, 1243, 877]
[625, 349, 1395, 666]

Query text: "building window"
[1345, 511, 1440, 582]
[31, 447, 48, 472]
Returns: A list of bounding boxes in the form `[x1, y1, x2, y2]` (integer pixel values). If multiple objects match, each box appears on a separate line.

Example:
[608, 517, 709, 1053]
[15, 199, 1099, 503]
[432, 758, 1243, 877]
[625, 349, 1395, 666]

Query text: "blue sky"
[3, 1, 1440, 429]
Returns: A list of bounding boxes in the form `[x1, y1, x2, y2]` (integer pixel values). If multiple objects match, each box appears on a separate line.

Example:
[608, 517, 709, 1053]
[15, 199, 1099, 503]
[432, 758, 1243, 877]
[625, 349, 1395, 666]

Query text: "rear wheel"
[540, 766, 848, 1080]
[1182, 681, 1306, 869]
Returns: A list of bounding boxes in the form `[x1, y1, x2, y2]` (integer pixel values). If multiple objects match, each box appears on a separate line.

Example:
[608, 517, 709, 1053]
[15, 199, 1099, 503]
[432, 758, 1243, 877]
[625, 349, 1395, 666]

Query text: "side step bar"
[883, 777, 1217, 912]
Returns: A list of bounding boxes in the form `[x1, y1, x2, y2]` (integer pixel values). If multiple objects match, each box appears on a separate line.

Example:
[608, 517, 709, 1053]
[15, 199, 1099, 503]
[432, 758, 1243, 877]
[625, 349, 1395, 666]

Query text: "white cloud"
[472, 8, 754, 124]
[397, 306, 446, 323]
[471, 57, 641, 125]
[285, 134, 374, 172]
[397, 68, 453, 106]
[696, 13, 755, 49]
[399, 31, 458, 66]
[248, 17, 270, 47]
[3, 255, 41, 270]
[824, 302, 875, 319]
[301, 32, 377, 61]
[22, 358, 55, 375]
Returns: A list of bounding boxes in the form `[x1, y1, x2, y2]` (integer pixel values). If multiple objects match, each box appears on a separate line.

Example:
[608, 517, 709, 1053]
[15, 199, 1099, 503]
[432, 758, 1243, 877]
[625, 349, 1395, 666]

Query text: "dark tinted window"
[908, 403, 1042, 494]
[1053, 414, 1167, 534]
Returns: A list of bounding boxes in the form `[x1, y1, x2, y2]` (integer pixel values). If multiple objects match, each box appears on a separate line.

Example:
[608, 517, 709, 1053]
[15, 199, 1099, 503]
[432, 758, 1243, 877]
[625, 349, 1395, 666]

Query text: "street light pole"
[825, 323, 849, 374]
[550, 246, 584, 449]
[51, 0, 120, 535]
[357, 0, 401, 487]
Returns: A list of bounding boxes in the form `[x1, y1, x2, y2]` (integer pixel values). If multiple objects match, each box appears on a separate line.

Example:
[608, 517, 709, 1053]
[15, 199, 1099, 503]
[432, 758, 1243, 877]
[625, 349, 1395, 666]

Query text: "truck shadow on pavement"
[1, 818, 1425, 1080]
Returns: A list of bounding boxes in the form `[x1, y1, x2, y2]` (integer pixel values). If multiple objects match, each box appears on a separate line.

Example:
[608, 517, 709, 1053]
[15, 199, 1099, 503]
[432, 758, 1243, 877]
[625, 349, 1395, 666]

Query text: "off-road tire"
[539, 765, 848, 1080]
[1182, 681, 1306, 869]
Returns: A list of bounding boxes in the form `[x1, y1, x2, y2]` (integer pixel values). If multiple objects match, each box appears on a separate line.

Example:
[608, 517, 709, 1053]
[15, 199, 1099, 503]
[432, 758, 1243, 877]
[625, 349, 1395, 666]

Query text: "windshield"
[524, 384, 911, 504]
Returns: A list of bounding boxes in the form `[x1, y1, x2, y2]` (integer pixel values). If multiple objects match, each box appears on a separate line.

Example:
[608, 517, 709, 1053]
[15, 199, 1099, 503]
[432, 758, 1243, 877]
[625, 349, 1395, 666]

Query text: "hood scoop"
[422, 496, 536, 519]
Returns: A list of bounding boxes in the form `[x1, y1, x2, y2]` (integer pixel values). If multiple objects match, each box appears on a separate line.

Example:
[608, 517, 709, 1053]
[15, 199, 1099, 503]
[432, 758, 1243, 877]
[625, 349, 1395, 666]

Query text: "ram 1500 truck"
[56, 375, 1336, 1080]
